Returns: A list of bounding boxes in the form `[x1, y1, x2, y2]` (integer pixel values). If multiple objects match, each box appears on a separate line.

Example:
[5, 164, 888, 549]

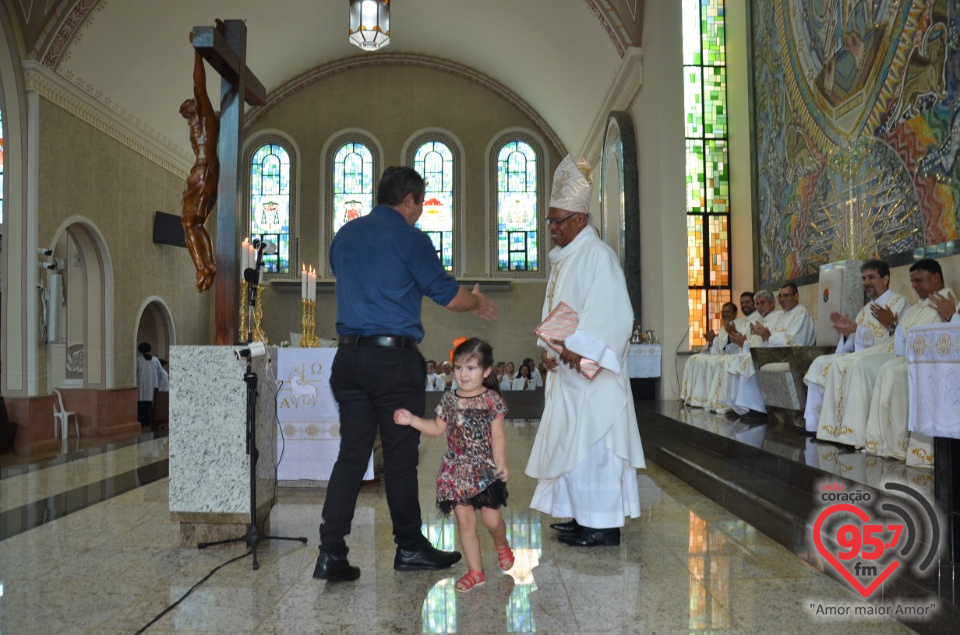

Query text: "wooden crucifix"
[188, 20, 266, 344]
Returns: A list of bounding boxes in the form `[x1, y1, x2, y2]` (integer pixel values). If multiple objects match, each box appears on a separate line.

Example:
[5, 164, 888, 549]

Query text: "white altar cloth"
[276, 348, 372, 481]
[908, 323, 960, 440]
[627, 344, 662, 378]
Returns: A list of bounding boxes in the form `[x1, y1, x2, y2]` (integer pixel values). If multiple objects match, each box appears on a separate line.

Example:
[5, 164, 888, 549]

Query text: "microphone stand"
[198, 243, 307, 569]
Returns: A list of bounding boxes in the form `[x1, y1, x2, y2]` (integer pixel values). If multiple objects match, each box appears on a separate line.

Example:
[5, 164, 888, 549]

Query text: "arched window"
[331, 141, 375, 235]
[247, 140, 294, 274]
[493, 138, 541, 274]
[411, 138, 456, 271]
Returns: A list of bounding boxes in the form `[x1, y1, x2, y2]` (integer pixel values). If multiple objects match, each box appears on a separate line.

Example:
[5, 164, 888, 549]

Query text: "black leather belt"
[339, 334, 419, 350]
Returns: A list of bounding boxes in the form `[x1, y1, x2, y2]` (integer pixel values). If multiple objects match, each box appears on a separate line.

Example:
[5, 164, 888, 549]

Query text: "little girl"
[394, 338, 514, 592]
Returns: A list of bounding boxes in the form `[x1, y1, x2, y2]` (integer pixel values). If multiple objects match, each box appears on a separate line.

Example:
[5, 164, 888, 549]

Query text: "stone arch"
[47, 216, 115, 389]
[134, 297, 176, 364]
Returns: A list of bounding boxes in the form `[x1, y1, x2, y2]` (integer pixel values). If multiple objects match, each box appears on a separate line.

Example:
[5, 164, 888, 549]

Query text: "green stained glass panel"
[704, 66, 727, 138]
[705, 139, 728, 214]
[702, 0, 726, 66]
[682, 0, 702, 65]
[684, 67, 703, 138]
[686, 140, 705, 213]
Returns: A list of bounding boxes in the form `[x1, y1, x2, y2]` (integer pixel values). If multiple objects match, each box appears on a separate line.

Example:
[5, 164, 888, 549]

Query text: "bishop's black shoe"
[558, 527, 621, 547]
[394, 545, 462, 571]
[313, 551, 360, 582]
[549, 519, 582, 533]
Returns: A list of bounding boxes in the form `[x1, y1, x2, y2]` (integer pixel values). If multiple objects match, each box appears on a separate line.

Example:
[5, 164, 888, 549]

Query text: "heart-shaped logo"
[813, 503, 900, 598]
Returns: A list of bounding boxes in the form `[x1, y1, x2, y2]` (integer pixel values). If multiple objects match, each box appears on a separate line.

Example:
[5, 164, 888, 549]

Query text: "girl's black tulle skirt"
[438, 479, 509, 516]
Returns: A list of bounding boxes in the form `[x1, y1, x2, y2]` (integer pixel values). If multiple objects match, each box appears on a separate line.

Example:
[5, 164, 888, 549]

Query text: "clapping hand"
[830, 311, 857, 336]
[930, 291, 958, 323]
[869, 304, 896, 330]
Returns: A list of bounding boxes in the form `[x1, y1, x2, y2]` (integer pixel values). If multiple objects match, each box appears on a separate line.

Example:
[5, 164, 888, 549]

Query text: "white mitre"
[549, 155, 593, 214]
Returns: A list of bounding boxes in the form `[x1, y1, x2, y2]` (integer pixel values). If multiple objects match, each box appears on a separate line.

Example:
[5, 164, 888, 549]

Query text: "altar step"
[636, 400, 960, 635]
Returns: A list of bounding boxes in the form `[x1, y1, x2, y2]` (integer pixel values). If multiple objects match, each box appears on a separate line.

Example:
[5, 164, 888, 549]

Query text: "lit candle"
[241, 238, 250, 272]
[301, 264, 307, 300]
[309, 266, 316, 302]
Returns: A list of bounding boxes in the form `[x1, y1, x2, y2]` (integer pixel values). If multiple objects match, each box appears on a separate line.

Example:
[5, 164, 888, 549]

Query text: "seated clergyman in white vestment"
[719, 290, 781, 414]
[726, 283, 815, 416]
[803, 260, 908, 433]
[818, 258, 955, 449]
[864, 282, 960, 460]
[697, 295, 762, 414]
[681, 301, 744, 408]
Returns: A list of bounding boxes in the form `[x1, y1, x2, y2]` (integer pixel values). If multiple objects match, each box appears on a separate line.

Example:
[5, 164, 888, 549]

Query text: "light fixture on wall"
[349, 0, 390, 50]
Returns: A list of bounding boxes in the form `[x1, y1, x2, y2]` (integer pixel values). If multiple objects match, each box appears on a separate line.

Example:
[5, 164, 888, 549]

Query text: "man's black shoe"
[558, 527, 621, 547]
[313, 551, 360, 581]
[394, 545, 462, 571]
[549, 519, 582, 533]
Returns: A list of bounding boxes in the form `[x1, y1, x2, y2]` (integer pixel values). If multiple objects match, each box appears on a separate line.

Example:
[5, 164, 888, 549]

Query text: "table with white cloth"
[275, 348, 373, 481]
[906, 323, 960, 564]
[627, 344, 661, 400]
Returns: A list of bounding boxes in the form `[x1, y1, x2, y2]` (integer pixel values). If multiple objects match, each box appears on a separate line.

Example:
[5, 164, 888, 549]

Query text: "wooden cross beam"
[191, 20, 266, 345]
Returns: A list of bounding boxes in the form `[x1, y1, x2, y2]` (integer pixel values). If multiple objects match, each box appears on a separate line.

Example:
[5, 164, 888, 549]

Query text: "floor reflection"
[0, 416, 917, 634]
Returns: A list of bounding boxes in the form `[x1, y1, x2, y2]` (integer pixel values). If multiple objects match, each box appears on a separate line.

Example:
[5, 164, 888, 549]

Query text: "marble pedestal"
[168, 346, 278, 547]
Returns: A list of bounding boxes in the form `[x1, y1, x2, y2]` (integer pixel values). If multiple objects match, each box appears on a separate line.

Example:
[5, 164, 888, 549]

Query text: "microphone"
[252, 238, 278, 255]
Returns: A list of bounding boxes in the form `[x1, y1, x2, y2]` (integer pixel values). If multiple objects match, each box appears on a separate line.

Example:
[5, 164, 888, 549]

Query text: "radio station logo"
[811, 480, 939, 599]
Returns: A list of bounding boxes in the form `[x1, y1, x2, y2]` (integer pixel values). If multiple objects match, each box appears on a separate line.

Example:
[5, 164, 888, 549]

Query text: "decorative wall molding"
[23, 61, 191, 177]
[578, 47, 644, 164]
[246, 52, 565, 159]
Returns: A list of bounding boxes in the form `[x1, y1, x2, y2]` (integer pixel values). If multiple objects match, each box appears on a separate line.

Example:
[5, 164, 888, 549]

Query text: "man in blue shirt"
[315, 166, 499, 582]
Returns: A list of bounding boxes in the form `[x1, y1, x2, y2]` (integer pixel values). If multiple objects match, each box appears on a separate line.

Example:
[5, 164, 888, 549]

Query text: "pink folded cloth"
[535, 302, 601, 379]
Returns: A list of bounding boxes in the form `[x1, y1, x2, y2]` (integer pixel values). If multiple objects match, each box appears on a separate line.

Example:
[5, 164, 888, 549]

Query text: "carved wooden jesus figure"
[180, 33, 220, 293]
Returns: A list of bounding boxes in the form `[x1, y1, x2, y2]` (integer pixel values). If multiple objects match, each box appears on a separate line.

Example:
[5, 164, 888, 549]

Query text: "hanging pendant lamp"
[349, 0, 391, 50]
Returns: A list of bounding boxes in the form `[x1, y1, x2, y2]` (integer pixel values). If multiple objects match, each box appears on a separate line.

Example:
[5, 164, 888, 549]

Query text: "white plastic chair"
[52, 389, 79, 440]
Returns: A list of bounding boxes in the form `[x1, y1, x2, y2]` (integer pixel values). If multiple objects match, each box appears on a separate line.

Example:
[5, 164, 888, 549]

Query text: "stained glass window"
[249, 143, 291, 274]
[496, 140, 538, 272]
[414, 140, 454, 271]
[684, 0, 730, 348]
[332, 142, 374, 235]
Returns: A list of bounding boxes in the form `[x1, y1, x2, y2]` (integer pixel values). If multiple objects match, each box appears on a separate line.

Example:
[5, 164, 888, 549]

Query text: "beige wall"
[247, 63, 561, 364]
[634, 0, 687, 399]
[37, 98, 212, 388]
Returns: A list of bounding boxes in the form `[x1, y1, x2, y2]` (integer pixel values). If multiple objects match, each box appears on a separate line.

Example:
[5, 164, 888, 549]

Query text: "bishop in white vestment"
[803, 261, 908, 432]
[526, 156, 646, 547]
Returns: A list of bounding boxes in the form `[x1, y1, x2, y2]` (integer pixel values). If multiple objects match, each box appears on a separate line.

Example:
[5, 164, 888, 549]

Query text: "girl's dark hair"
[515, 364, 530, 378]
[453, 337, 500, 394]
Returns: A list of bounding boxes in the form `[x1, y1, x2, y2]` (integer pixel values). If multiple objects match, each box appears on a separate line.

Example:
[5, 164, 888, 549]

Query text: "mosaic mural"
[752, 0, 960, 286]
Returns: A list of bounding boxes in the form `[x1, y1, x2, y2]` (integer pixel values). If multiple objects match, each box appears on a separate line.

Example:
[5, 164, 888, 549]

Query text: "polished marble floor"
[672, 402, 937, 495]
[0, 420, 917, 634]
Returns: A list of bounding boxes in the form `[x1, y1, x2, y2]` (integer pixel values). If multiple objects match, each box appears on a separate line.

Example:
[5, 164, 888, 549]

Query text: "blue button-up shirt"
[330, 205, 459, 341]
